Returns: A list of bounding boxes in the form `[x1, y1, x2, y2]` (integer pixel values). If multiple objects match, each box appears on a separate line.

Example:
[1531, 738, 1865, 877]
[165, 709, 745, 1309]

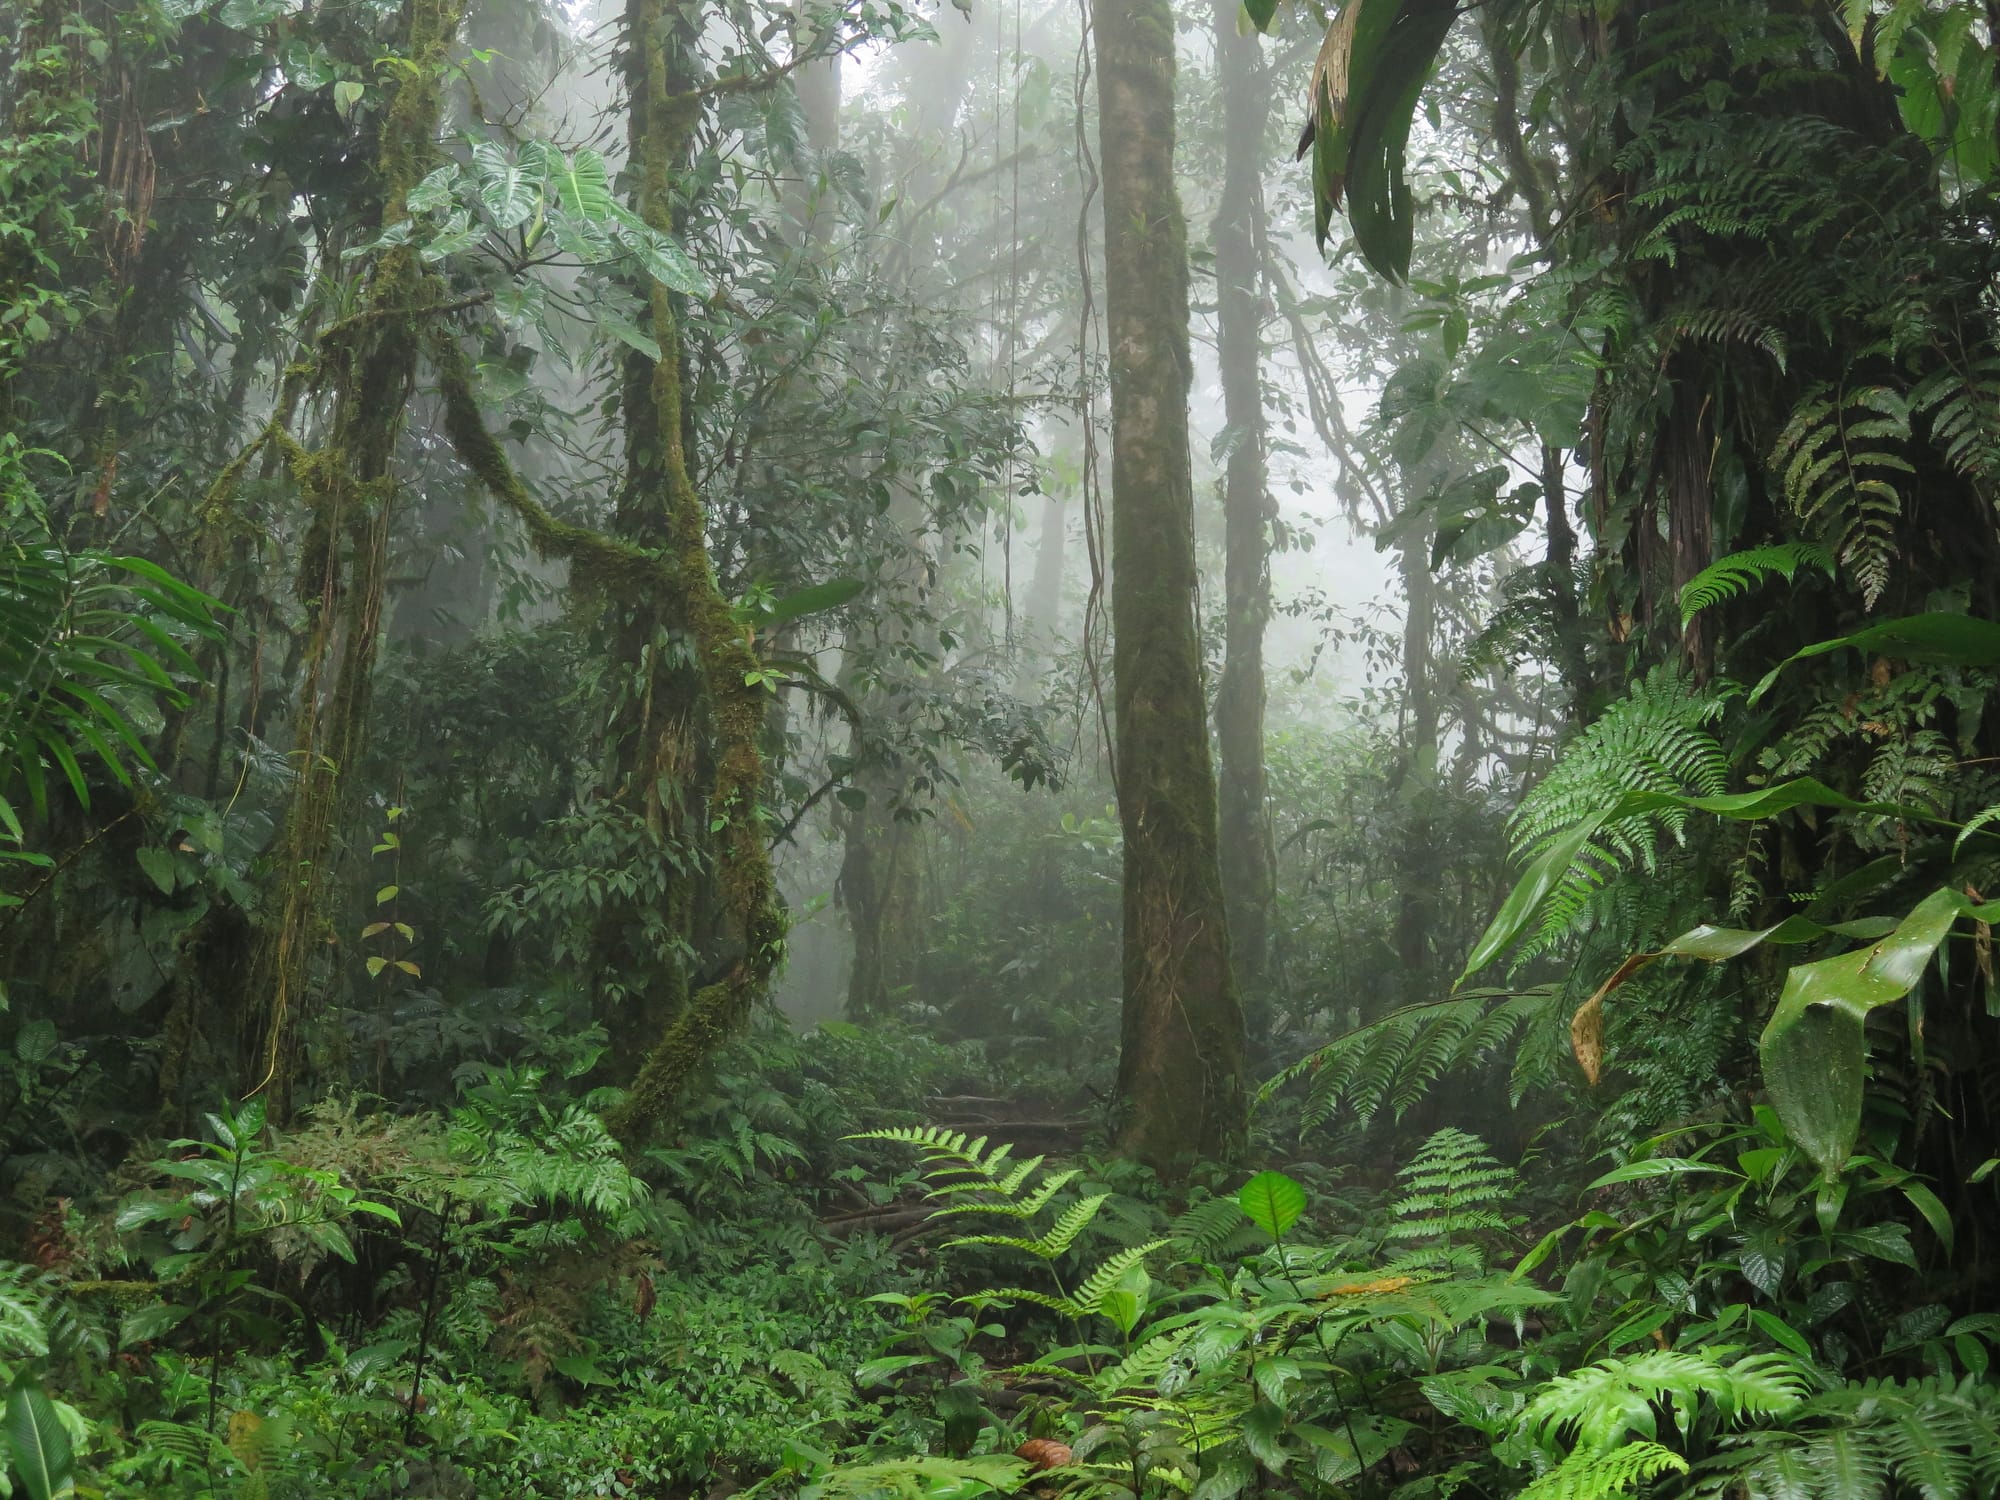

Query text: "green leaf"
[1748, 1309, 1813, 1359]
[1750, 612, 2000, 704]
[596, 309, 661, 362]
[5, 1381, 74, 1500]
[547, 148, 613, 221]
[614, 219, 712, 296]
[1238, 1171, 1307, 1238]
[470, 139, 539, 229]
[332, 79, 364, 120]
[1461, 814, 1606, 979]
[749, 578, 866, 629]
[1760, 888, 1962, 1177]
[1241, 0, 1278, 31]
[1308, 0, 1461, 279]
[136, 846, 176, 895]
[404, 165, 456, 215]
[1586, 1157, 1738, 1190]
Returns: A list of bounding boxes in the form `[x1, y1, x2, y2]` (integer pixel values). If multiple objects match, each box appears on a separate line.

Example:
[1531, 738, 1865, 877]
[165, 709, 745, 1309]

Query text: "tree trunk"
[1210, 0, 1275, 987]
[1393, 531, 1437, 980]
[1093, 0, 1247, 1168]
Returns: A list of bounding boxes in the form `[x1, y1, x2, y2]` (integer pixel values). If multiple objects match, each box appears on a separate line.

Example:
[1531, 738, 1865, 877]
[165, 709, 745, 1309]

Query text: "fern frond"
[926, 1169, 1080, 1220]
[1679, 543, 1834, 626]
[1772, 383, 1912, 610]
[1521, 1350, 1807, 1456]
[1913, 356, 2000, 490]
[946, 1193, 1108, 1262]
[1166, 1196, 1248, 1257]
[1264, 989, 1555, 1132]
[1517, 1441, 1688, 1500]
[1071, 1242, 1168, 1317]
[1507, 669, 1730, 960]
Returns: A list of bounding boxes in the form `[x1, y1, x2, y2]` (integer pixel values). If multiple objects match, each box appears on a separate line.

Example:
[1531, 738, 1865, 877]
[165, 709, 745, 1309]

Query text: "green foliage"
[1678, 544, 1833, 628]
[1503, 671, 1730, 962]
[0, 525, 224, 849]
[1516, 1442, 1686, 1500]
[1386, 1126, 1519, 1256]
[1262, 988, 1557, 1130]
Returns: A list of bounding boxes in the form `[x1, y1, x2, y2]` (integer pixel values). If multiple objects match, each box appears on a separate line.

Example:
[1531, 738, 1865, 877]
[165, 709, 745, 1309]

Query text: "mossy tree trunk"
[1210, 0, 1276, 988]
[588, 0, 708, 1083]
[1093, 0, 1246, 1168]
[239, 0, 466, 1110]
[602, 0, 786, 1141]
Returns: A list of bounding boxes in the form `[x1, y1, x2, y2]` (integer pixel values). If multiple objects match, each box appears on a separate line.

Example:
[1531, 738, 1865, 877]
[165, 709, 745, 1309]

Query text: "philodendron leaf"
[1239, 1170, 1307, 1239]
[5, 1380, 75, 1500]
[1760, 887, 1962, 1177]
[470, 139, 538, 229]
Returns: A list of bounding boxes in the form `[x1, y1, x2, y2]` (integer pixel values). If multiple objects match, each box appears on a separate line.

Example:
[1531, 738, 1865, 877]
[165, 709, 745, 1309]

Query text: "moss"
[604, 0, 785, 1143]
[239, 0, 470, 1111]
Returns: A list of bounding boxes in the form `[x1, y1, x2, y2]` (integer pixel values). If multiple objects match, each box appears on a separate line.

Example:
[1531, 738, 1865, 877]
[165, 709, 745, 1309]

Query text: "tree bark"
[1093, 0, 1246, 1168]
[1210, 0, 1276, 987]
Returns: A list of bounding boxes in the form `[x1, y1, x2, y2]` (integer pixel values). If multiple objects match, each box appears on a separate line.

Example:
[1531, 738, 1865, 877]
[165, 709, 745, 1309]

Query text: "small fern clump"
[847, 1127, 1163, 1330]
[1386, 1127, 1521, 1266]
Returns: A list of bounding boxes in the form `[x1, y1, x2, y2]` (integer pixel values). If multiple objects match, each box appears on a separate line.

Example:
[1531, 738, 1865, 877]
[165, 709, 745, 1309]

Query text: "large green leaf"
[1305, 0, 1460, 279]
[1750, 611, 2000, 703]
[1238, 1170, 1307, 1238]
[547, 148, 613, 221]
[471, 139, 539, 230]
[1460, 814, 1606, 979]
[1760, 887, 1962, 1177]
[4, 1381, 74, 1500]
[749, 578, 866, 629]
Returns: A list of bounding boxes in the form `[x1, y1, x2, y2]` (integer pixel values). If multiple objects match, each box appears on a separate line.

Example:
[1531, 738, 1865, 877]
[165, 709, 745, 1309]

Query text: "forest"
[3, 0, 2000, 1494]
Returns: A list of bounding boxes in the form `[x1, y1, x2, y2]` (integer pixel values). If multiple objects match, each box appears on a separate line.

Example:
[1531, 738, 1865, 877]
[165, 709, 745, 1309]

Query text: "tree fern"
[1772, 383, 1913, 610]
[1679, 543, 1834, 627]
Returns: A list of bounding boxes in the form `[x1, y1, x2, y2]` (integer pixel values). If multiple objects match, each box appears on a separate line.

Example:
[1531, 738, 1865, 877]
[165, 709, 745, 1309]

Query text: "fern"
[1772, 383, 1913, 610]
[1517, 1441, 1688, 1500]
[1262, 989, 1556, 1132]
[1508, 670, 1731, 960]
[1385, 1128, 1520, 1255]
[1678, 543, 1834, 626]
[1165, 1196, 1252, 1258]
[1521, 1349, 1808, 1456]
[1913, 356, 2000, 492]
[853, 1124, 1154, 1332]
[946, 1192, 1110, 1260]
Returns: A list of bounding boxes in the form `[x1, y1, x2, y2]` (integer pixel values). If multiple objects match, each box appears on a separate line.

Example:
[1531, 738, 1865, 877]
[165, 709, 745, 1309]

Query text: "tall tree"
[1209, 0, 1276, 985]
[1093, 0, 1246, 1165]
